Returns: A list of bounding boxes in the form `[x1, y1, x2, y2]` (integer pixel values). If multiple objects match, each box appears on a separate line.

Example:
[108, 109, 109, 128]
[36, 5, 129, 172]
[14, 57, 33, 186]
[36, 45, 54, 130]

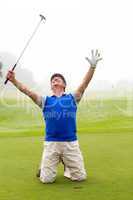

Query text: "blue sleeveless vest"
[42, 93, 77, 141]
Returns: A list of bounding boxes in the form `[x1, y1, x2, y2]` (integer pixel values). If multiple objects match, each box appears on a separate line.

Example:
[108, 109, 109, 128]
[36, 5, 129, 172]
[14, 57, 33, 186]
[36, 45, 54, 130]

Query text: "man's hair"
[50, 73, 67, 88]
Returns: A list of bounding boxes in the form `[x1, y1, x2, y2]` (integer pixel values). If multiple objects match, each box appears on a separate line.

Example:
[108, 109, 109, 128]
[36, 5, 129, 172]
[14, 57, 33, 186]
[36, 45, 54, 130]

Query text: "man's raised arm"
[6, 70, 42, 107]
[74, 49, 102, 103]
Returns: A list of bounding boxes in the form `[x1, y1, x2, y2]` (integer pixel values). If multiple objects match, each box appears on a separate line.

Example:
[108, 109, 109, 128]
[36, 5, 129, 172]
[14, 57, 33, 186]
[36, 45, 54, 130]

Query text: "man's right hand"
[6, 70, 42, 108]
[6, 70, 16, 83]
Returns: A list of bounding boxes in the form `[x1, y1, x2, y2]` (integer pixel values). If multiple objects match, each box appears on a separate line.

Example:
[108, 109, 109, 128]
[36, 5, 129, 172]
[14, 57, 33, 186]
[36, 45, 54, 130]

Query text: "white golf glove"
[85, 49, 102, 68]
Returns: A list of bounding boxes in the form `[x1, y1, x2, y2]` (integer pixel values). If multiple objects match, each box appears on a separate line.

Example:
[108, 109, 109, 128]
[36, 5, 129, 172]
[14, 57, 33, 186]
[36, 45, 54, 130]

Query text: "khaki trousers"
[40, 141, 87, 183]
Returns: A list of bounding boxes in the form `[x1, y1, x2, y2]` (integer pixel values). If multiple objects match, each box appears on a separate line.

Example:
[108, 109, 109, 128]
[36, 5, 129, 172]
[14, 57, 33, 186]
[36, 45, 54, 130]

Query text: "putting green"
[0, 134, 133, 200]
[0, 98, 133, 200]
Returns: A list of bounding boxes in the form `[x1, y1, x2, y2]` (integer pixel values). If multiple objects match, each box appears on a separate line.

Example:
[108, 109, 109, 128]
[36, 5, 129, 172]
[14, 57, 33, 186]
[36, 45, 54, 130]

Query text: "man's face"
[51, 76, 65, 90]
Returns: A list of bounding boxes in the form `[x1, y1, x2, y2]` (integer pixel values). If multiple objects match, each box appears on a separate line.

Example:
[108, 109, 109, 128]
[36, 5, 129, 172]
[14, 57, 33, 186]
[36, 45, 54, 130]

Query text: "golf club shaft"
[4, 15, 46, 84]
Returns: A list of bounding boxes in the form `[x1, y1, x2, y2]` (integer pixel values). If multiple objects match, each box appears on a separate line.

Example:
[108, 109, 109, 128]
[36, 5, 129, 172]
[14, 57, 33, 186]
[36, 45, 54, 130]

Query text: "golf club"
[4, 14, 46, 84]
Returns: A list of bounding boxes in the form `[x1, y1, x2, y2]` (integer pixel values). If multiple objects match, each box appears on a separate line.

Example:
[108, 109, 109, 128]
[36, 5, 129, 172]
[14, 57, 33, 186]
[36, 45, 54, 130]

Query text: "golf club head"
[39, 14, 46, 21]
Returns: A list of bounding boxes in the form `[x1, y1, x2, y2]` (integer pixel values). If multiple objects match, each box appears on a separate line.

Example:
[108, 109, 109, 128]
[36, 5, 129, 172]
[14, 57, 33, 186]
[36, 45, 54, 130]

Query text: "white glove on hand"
[85, 49, 102, 68]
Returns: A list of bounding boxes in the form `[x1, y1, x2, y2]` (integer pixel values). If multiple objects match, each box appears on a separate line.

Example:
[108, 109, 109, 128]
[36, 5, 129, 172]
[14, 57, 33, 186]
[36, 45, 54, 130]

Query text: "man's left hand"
[85, 49, 102, 68]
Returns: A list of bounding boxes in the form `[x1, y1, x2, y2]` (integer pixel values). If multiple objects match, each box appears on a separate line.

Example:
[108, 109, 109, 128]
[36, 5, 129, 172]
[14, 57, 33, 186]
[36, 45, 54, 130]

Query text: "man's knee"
[71, 173, 87, 182]
[40, 175, 56, 184]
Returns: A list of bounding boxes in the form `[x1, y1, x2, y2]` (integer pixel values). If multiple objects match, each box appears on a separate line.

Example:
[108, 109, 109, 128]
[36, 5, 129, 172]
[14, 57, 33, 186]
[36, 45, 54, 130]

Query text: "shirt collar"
[51, 92, 66, 97]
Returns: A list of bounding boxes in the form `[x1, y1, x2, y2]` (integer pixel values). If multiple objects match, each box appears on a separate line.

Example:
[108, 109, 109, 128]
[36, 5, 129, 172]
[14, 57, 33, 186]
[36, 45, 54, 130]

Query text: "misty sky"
[0, 0, 133, 89]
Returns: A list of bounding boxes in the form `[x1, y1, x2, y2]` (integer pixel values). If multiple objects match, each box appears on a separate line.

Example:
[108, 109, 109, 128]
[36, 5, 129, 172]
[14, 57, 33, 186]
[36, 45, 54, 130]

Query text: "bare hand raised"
[6, 70, 16, 83]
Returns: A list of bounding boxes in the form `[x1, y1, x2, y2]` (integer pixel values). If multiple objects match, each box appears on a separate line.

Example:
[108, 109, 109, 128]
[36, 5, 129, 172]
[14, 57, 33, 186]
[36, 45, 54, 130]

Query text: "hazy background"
[0, 0, 133, 97]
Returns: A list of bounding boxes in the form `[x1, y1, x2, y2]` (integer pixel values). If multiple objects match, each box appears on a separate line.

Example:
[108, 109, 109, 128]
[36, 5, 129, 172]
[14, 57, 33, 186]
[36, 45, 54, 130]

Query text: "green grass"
[0, 134, 133, 200]
[0, 97, 133, 200]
